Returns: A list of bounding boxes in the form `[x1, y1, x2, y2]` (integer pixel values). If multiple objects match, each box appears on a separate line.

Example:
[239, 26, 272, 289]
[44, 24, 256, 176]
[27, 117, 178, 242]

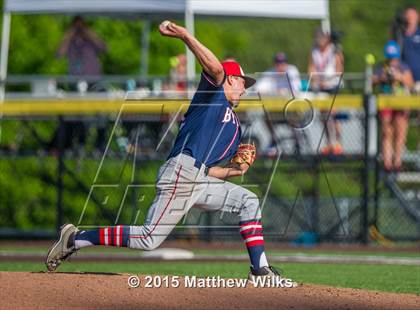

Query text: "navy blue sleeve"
[197, 70, 226, 91]
[187, 70, 226, 108]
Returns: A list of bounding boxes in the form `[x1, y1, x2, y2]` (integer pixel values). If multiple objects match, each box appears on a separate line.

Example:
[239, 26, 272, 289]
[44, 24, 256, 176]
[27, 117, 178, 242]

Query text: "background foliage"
[2, 0, 418, 76]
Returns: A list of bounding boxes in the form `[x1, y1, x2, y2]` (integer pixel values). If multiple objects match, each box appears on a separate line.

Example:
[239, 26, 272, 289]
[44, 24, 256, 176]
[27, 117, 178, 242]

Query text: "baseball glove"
[230, 143, 256, 166]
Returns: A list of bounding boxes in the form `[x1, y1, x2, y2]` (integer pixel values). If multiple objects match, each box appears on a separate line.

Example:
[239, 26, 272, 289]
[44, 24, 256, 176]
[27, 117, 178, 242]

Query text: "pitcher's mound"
[0, 272, 418, 310]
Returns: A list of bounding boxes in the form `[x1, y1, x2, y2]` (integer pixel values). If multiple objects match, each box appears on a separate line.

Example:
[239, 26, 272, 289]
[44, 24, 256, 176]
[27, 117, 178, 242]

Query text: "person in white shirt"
[255, 53, 302, 155]
[308, 28, 344, 155]
[256, 52, 301, 97]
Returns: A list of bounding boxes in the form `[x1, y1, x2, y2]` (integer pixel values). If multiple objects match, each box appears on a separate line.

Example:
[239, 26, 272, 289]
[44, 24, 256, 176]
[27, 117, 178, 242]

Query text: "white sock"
[74, 239, 94, 249]
[259, 252, 269, 268]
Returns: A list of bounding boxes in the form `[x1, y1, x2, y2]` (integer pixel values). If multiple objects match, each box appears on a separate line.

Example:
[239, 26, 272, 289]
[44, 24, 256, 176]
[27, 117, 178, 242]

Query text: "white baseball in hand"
[161, 20, 171, 29]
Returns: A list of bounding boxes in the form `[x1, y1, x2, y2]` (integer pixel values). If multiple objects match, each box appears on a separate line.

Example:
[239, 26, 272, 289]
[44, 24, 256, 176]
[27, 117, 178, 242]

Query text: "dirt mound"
[0, 272, 418, 310]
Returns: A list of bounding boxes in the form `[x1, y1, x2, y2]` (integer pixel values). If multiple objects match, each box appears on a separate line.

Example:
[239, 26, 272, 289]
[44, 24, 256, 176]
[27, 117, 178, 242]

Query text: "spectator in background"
[255, 53, 302, 155]
[256, 52, 301, 97]
[54, 16, 108, 152]
[373, 41, 414, 171]
[58, 16, 107, 77]
[308, 28, 344, 155]
[401, 6, 420, 93]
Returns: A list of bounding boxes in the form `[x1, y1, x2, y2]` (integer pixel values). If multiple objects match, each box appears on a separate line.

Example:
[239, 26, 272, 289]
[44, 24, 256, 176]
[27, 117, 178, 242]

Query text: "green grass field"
[1, 261, 418, 295]
[1, 245, 419, 258]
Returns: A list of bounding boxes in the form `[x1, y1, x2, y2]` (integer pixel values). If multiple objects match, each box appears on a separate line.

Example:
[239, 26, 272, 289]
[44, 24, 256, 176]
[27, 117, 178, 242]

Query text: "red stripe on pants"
[130, 165, 183, 240]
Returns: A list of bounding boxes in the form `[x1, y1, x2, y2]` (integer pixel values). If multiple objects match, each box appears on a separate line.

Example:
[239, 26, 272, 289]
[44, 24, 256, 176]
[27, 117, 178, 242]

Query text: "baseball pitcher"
[46, 21, 283, 280]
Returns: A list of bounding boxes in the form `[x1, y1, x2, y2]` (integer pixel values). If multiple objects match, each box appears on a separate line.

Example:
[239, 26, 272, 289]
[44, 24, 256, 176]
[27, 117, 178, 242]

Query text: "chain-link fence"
[1, 92, 418, 244]
[372, 96, 420, 242]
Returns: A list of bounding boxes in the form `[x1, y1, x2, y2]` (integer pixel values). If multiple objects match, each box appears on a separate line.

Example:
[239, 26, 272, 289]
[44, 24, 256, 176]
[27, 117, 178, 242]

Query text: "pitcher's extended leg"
[75, 162, 205, 251]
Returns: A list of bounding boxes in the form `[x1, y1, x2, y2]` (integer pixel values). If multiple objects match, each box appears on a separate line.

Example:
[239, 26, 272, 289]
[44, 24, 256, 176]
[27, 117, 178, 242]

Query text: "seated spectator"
[256, 52, 301, 97]
[308, 28, 344, 155]
[373, 40, 414, 171]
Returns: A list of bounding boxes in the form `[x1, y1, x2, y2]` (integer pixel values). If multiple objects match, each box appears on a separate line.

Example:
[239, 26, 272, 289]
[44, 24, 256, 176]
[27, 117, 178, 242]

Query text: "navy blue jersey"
[168, 71, 241, 167]
[402, 28, 420, 81]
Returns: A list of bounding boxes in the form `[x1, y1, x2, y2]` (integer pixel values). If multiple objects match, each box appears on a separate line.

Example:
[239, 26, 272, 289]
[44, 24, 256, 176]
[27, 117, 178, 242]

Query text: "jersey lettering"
[222, 107, 236, 124]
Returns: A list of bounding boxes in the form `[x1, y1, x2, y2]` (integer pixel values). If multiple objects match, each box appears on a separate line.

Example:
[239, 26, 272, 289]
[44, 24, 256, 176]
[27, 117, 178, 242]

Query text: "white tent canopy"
[4, 0, 186, 16]
[5, 0, 329, 19]
[1, 0, 330, 100]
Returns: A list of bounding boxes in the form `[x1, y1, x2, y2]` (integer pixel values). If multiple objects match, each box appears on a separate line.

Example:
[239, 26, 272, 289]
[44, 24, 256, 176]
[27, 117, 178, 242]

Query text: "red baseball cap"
[221, 61, 256, 89]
